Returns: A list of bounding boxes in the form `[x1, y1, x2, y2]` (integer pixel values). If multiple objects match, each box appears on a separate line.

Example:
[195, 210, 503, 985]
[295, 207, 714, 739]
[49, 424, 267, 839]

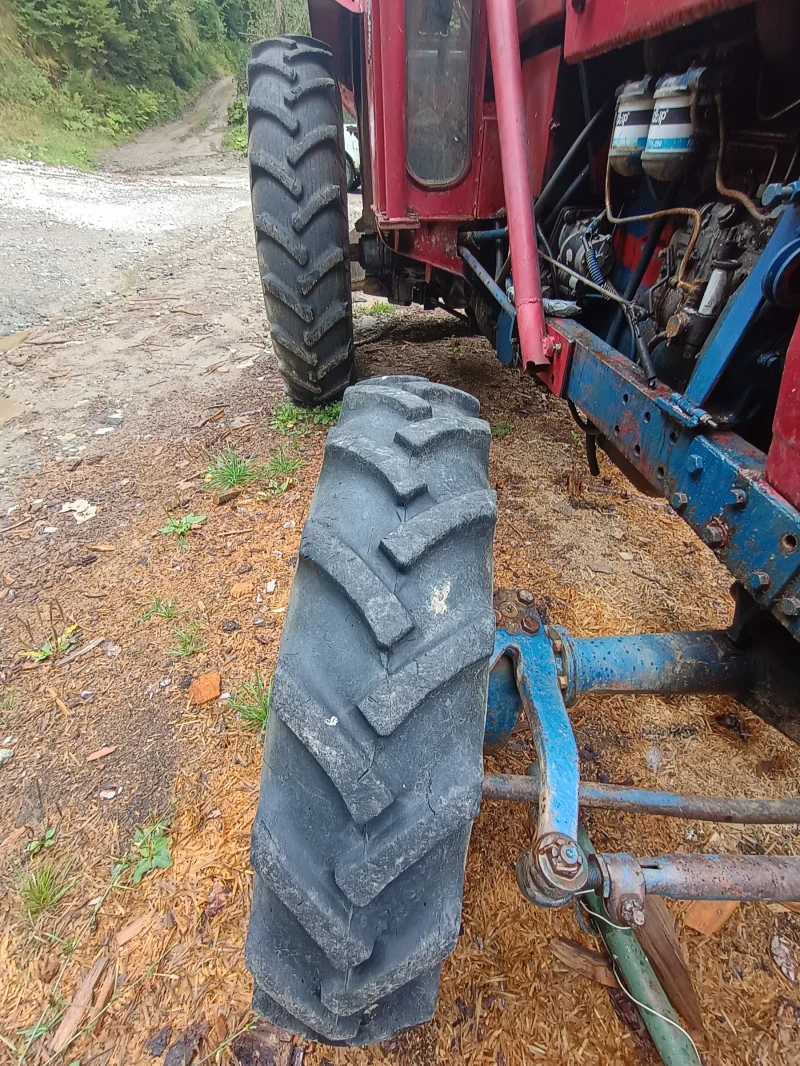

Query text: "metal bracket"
[492, 593, 587, 907]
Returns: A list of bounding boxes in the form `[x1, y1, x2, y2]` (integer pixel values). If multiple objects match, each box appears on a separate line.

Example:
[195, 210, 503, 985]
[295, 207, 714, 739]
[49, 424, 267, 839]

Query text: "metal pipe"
[482, 773, 800, 824]
[535, 101, 613, 222]
[461, 228, 508, 242]
[578, 829, 700, 1066]
[607, 179, 679, 348]
[638, 854, 800, 901]
[562, 630, 752, 705]
[459, 247, 517, 319]
[486, 0, 551, 369]
[381, 0, 406, 220]
[542, 163, 591, 235]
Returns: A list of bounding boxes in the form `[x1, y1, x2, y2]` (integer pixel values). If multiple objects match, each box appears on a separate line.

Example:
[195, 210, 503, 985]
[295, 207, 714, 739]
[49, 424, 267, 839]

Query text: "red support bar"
[766, 317, 800, 509]
[380, 0, 407, 221]
[486, 0, 552, 369]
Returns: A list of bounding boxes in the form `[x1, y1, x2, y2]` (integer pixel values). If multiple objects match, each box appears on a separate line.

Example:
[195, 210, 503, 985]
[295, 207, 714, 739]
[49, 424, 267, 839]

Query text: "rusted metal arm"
[482, 772, 800, 824]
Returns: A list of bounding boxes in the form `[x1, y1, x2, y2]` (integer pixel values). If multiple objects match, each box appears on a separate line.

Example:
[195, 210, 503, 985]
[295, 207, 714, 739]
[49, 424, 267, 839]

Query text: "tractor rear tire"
[246, 376, 497, 1044]
[247, 36, 355, 406]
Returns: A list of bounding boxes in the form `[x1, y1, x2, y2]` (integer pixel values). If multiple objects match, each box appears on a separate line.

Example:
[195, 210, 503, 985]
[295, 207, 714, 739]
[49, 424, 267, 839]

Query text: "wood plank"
[549, 936, 617, 988]
[683, 899, 740, 936]
[637, 896, 704, 1041]
[50, 954, 107, 1054]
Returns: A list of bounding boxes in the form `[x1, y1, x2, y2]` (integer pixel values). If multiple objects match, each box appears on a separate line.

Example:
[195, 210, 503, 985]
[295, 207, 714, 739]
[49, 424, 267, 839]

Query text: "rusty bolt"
[552, 341, 562, 356]
[703, 524, 725, 548]
[500, 602, 517, 618]
[780, 596, 800, 618]
[686, 453, 704, 475]
[517, 589, 535, 605]
[557, 673, 568, 690]
[521, 614, 540, 635]
[559, 843, 579, 866]
[729, 487, 748, 508]
[620, 897, 647, 927]
[671, 492, 688, 510]
[749, 571, 771, 591]
[551, 638, 564, 654]
[543, 837, 582, 877]
[494, 609, 503, 627]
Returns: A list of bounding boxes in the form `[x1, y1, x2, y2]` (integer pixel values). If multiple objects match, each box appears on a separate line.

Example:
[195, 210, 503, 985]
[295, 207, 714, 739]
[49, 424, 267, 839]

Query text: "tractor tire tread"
[248, 35, 353, 405]
[246, 376, 496, 1044]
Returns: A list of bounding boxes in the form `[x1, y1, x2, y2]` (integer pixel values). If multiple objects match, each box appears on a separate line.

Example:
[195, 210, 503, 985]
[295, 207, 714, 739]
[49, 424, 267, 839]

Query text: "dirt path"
[102, 76, 238, 175]
[1, 93, 799, 1066]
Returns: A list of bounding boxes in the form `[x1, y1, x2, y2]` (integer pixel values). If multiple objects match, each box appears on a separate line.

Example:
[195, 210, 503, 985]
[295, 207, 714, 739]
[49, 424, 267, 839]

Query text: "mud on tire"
[246, 376, 497, 1044]
[247, 36, 354, 406]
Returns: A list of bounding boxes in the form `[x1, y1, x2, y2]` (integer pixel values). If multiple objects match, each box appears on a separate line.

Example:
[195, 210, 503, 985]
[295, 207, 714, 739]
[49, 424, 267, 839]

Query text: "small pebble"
[0, 748, 14, 767]
[221, 619, 240, 633]
[252, 617, 265, 627]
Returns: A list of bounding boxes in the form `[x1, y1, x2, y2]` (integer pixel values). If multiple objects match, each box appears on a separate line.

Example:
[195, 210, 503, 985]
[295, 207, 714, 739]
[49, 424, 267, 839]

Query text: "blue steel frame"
[554, 197, 800, 642]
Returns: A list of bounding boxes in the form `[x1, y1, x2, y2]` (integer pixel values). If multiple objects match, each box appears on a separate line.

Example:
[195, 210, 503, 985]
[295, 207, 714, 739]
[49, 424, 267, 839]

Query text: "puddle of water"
[0, 396, 22, 425]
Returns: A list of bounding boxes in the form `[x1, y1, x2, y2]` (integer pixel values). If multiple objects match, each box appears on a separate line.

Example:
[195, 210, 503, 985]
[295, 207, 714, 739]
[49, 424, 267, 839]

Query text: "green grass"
[269, 402, 311, 436]
[225, 95, 247, 154]
[166, 623, 206, 658]
[158, 512, 206, 548]
[17, 861, 75, 921]
[265, 446, 304, 478]
[204, 446, 260, 491]
[138, 598, 179, 621]
[230, 671, 272, 731]
[0, 692, 18, 714]
[491, 420, 514, 440]
[355, 301, 394, 317]
[269, 400, 342, 434]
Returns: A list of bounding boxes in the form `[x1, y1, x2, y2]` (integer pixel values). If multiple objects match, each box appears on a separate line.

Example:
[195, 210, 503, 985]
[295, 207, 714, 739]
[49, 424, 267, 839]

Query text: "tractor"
[243, 0, 800, 1056]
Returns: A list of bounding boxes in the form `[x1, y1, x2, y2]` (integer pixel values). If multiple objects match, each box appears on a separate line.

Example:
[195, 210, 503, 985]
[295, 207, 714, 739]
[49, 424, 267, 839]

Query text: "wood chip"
[47, 687, 70, 714]
[0, 826, 27, 857]
[55, 636, 105, 668]
[91, 965, 117, 1024]
[636, 896, 704, 1039]
[50, 954, 108, 1054]
[684, 899, 740, 935]
[170, 307, 203, 316]
[86, 543, 115, 552]
[771, 935, 797, 984]
[115, 913, 154, 948]
[549, 937, 616, 988]
[214, 489, 242, 506]
[230, 582, 254, 598]
[86, 745, 117, 762]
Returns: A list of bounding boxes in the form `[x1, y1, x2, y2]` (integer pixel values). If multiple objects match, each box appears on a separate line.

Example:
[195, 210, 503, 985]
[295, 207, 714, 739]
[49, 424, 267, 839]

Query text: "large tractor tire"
[247, 36, 355, 406]
[246, 376, 498, 1044]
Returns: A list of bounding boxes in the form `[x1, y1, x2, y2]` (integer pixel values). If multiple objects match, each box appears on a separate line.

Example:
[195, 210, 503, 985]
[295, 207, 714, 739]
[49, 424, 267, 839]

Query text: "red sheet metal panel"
[564, 0, 752, 63]
[766, 319, 800, 510]
[522, 46, 561, 196]
[516, 0, 564, 38]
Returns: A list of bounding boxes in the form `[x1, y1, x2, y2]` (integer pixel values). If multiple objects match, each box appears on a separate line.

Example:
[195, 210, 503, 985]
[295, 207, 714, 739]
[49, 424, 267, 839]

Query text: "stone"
[189, 671, 221, 706]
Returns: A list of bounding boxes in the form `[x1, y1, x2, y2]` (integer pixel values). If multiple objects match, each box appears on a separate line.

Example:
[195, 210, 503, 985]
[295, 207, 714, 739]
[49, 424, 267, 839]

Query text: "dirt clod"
[189, 672, 221, 706]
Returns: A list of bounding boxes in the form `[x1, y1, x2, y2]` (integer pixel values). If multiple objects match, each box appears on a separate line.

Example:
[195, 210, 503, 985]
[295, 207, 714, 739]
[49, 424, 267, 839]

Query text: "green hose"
[578, 826, 700, 1066]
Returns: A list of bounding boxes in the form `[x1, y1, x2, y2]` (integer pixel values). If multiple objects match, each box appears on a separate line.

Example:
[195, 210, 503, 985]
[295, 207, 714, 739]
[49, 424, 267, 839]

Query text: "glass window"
[405, 0, 474, 186]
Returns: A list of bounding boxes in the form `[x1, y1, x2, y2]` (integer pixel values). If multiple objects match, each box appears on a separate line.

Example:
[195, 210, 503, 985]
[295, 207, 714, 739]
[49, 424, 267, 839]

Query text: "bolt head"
[780, 596, 800, 618]
[729, 488, 748, 507]
[671, 492, 688, 510]
[703, 524, 725, 547]
[517, 589, 535, 605]
[521, 614, 540, 635]
[620, 897, 647, 927]
[749, 571, 771, 591]
[686, 454, 704, 475]
[551, 638, 564, 654]
[560, 843, 579, 866]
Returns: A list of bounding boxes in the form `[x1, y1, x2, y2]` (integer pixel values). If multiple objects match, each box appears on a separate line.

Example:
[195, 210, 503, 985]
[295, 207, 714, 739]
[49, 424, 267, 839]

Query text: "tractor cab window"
[405, 0, 474, 186]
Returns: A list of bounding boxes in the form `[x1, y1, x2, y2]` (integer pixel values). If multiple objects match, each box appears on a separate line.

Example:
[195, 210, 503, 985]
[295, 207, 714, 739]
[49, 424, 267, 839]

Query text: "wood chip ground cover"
[2, 290, 800, 1065]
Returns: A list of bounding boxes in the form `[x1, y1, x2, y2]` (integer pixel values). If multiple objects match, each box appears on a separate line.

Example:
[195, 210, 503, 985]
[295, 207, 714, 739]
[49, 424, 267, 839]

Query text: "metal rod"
[486, 0, 551, 369]
[461, 228, 509, 242]
[578, 829, 700, 1066]
[381, 0, 406, 220]
[535, 101, 613, 222]
[637, 854, 800, 902]
[542, 163, 591, 235]
[459, 247, 517, 319]
[482, 773, 800, 824]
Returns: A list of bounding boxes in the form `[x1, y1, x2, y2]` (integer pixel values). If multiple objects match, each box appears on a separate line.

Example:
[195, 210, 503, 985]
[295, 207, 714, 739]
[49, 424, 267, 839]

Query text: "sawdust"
[1, 296, 799, 1066]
